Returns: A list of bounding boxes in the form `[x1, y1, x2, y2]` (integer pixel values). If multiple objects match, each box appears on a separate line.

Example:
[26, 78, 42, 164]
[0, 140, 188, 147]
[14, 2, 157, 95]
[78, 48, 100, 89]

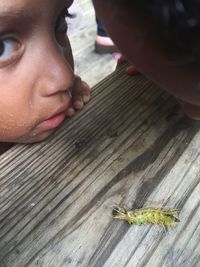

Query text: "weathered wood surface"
[0, 66, 200, 267]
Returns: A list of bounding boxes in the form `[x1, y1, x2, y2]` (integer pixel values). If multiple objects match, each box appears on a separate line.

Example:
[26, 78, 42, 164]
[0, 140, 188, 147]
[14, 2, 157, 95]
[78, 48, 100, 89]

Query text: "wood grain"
[0, 67, 200, 267]
[0, 1, 200, 266]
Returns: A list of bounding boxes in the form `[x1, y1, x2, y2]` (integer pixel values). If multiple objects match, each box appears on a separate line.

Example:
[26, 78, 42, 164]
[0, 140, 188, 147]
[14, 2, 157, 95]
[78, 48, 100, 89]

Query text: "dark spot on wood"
[63, 256, 72, 264]
[75, 139, 88, 151]
[106, 128, 119, 138]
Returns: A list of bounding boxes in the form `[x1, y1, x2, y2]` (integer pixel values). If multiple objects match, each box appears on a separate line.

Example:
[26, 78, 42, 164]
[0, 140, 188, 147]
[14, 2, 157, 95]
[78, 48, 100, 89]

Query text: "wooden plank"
[0, 66, 199, 267]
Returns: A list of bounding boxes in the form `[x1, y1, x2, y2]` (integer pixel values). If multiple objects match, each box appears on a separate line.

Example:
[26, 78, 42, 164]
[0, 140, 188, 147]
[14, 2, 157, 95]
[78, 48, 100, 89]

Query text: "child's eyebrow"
[0, 8, 39, 26]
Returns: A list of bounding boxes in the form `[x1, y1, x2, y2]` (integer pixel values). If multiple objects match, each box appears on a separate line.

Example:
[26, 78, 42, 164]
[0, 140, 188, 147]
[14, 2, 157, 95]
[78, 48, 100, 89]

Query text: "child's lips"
[36, 102, 70, 130]
[37, 111, 66, 130]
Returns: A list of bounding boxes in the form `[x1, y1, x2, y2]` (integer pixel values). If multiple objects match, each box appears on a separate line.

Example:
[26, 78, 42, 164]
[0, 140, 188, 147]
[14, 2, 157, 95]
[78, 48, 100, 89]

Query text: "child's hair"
[117, 0, 200, 64]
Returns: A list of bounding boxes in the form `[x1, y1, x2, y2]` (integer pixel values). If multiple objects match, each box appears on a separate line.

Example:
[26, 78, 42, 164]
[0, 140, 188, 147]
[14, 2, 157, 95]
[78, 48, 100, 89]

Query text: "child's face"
[93, 1, 200, 117]
[0, 0, 74, 143]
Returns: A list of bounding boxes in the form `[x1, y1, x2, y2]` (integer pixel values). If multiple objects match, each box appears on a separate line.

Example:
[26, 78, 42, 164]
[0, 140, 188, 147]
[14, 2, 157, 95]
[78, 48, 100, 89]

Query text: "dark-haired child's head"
[129, 1, 200, 64]
[97, 0, 200, 64]
[93, 0, 200, 119]
[0, 0, 75, 144]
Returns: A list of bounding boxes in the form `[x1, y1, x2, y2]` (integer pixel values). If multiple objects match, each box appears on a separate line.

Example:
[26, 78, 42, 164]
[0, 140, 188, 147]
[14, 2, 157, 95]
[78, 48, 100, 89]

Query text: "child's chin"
[29, 130, 54, 143]
[15, 129, 55, 144]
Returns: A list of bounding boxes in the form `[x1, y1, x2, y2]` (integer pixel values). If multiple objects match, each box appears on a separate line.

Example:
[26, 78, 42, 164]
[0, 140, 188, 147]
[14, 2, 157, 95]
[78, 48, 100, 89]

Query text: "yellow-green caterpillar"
[112, 206, 180, 229]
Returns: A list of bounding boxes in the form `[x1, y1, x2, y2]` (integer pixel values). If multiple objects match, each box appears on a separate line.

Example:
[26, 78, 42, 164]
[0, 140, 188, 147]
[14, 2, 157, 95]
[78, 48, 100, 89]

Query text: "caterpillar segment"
[112, 206, 179, 228]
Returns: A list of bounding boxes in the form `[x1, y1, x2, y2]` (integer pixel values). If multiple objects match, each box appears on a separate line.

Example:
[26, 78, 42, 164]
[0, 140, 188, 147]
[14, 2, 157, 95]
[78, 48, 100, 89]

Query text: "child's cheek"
[0, 119, 29, 142]
[0, 118, 51, 143]
[64, 37, 74, 71]
[57, 34, 74, 71]
[0, 99, 36, 142]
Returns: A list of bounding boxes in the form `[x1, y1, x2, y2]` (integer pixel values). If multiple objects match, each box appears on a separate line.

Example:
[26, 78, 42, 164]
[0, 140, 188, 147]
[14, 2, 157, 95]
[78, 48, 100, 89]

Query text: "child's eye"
[0, 38, 20, 62]
[56, 8, 72, 33]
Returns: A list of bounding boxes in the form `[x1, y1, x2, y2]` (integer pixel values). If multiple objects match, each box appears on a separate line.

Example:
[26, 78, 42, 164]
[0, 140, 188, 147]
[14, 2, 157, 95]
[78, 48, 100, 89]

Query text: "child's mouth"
[36, 111, 66, 131]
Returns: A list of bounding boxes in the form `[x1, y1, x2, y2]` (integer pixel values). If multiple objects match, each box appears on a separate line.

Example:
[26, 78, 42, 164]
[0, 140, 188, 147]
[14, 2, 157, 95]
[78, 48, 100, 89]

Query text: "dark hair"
[118, 0, 200, 64]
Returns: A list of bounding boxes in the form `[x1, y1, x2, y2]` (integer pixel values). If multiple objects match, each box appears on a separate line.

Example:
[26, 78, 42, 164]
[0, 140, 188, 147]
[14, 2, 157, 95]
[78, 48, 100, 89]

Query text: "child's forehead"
[0, 0, 73, 14]
[1, 0, 36, 12]
[0, 0, 43, 25]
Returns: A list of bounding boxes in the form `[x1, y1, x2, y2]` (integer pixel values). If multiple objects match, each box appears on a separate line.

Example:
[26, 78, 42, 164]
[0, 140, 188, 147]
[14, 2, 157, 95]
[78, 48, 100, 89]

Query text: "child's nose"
[38, 44, 74, 97]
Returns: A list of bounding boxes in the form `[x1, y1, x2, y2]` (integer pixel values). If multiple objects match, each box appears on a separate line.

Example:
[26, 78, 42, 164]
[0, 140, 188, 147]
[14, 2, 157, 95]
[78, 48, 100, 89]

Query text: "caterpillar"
[112, 205, 180, 229]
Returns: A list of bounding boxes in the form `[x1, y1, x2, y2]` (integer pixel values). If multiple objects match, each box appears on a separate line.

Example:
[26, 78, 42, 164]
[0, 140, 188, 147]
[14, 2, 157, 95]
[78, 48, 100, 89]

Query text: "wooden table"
[0, 67, 200, 267]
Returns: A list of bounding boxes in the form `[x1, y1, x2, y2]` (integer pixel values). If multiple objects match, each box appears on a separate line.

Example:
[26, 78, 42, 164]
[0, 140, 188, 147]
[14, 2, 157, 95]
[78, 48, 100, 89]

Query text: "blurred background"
[68, 0, 117, 87]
